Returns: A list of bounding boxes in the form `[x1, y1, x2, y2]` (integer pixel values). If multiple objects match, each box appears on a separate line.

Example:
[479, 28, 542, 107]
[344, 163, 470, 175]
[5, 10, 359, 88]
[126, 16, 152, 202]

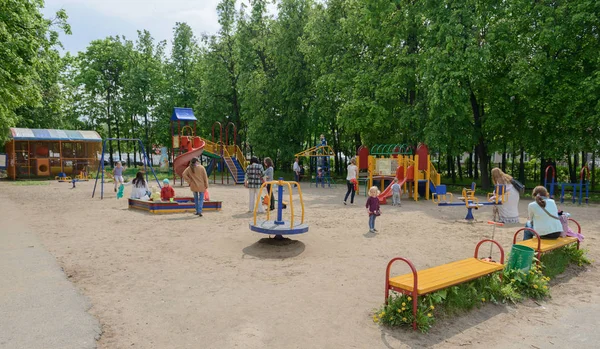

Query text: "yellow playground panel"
[360, 144, 441, 201]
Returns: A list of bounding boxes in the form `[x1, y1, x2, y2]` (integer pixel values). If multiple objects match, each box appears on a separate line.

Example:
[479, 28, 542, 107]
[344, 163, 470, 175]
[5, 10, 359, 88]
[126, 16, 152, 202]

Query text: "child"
[113, 161, 125, 192]
[316, 167, 324, 188]
[366, 186, 381, 233]
[161, 178, 175, 201]
[391, 178, 401, 206]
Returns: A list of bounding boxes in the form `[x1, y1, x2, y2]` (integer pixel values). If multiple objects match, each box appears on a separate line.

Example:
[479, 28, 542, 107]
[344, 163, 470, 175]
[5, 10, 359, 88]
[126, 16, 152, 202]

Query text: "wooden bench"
[385, 239, 505, 330]
[513, 218, 581, 261]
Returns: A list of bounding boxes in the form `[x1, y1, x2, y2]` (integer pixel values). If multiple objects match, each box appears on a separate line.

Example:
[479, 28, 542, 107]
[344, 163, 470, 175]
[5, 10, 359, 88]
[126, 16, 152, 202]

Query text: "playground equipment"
[4, 127, 102, 180]
[129, 197, 222, 214]
[170, 108, 246, 185]
[544, 165, 589, 205]
[92, 138, 162, 200]
[437, 184, 506, 221]
[294, 141, 336, 188]
[250, 178, 308, 240]
[357, 144, 441, 203]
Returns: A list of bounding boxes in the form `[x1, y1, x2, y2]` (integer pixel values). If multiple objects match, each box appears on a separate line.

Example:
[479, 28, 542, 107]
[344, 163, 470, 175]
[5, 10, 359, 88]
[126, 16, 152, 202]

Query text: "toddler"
[391, 178, 401, 206]
[366, 186, 381, 233]
[161, 178, 175, 201]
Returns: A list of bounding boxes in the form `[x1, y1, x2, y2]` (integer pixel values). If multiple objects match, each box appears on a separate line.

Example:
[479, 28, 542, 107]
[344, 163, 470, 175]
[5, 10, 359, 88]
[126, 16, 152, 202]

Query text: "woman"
[263, 157, 275, 211]
[525, 186, 562, 240]
[182, 158, 209, 217]
[128, 171, 149, 199]
[344, 158, 358, 205]
[245, 157, 265, 213]
[490, 167, 520, 223]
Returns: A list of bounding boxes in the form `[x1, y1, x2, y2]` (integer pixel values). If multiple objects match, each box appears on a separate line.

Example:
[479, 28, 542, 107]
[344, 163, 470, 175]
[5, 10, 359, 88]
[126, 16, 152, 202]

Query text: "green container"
[508, 245, 535, 272]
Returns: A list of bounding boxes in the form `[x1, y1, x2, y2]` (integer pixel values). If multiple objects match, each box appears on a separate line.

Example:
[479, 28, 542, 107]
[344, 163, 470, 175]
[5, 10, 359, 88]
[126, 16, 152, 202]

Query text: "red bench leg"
[385, 257, 419, 330]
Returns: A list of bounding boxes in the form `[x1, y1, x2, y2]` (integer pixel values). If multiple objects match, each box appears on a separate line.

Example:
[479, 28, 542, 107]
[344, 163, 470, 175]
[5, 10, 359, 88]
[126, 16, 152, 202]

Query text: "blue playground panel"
[249, 221, 309, 235]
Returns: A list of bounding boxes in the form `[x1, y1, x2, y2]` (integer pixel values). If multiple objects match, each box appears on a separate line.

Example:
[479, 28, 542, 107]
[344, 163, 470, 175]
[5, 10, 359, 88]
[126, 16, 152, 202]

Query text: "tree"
[77, 37, 128, 165]
[0, 1, 70, 141]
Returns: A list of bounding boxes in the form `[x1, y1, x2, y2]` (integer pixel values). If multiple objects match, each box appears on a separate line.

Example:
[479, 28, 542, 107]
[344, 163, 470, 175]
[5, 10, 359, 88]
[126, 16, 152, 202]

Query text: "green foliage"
[540, 245, 592, 279]
[3, 0, 599, 185]
[0, 0, 70, 141]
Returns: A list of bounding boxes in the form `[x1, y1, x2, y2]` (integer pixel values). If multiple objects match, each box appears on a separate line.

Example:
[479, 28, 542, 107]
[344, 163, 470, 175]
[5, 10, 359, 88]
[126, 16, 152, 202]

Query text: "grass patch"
[540, 245, 592, 279]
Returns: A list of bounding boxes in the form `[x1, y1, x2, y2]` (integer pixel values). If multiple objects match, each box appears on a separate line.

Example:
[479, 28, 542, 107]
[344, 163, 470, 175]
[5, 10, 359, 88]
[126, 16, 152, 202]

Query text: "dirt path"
[1, 180, 598, 348]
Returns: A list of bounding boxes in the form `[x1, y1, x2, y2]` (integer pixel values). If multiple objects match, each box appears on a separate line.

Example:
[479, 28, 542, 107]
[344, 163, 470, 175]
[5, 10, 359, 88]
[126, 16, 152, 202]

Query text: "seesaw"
[437, 185, 506, 221]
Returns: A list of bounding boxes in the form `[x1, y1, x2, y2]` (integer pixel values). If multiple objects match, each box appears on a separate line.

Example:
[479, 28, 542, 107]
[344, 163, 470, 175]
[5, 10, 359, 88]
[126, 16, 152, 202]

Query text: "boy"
[391, 178, 401, 206]
[161, 178, 175, 201]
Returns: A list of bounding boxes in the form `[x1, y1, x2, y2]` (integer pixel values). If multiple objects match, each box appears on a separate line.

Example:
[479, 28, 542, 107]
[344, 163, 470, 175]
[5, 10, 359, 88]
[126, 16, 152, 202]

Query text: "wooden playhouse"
[4, 128, 102, 180]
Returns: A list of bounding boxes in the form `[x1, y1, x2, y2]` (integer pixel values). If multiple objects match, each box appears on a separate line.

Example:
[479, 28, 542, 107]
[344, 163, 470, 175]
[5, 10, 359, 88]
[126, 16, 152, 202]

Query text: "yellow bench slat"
[389, 258, 503, 295]
[516, 237, 578, 253]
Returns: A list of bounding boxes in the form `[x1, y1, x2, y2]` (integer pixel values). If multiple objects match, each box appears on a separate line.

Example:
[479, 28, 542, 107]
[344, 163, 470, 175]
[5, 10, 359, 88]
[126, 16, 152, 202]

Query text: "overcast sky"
[41, 0, 256, 54]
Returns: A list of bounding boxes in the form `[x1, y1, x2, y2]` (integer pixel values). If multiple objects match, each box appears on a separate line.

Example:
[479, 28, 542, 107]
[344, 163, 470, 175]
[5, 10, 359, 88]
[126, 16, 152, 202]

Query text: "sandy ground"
[1, 179, 599, 349]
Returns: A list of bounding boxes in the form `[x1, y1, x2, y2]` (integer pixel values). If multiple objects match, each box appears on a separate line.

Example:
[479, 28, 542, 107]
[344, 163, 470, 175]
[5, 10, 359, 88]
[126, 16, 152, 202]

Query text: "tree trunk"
[467, 152, 473, 178]
[511, 149, 516, 178]
[107, 91, 114, 167]
[447, 154, 456, 183]
[132, 114, 137, 167]
[470, 91, 490, 189]
[567, 154, 575, 183]
[519, 149, 525, 184]
[144, 113, 150, 163]
[501, 144, 506, 172]
[474, 150, 479, 180]
[457, 155, 463, 181]
[591, 151, 596, 190]
[574, 152, 579, 182]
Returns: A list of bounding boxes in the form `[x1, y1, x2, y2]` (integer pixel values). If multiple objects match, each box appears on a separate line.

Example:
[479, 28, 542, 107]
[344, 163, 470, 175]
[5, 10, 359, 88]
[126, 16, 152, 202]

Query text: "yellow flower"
[543, 286, 548, 289]
[510, 279, 515, 283]
[401, 307, 406, 311]
[397, 309, 402, 313]
[427, 313, 432, 318]
[430, 305, 435, 310]
[533, 285, 539, 289]
[378, 312, 385, 318]
[408, 297, 412, 301]
[402, 302, 406, 306]
[481, 298, 486, 302]
[402, 317, 407, 322]
[373, 317, 379, 323]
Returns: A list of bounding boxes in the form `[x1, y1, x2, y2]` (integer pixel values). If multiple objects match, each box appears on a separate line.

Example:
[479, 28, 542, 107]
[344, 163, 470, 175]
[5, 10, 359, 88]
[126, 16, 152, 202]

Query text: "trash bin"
[507, 245, 535, 272]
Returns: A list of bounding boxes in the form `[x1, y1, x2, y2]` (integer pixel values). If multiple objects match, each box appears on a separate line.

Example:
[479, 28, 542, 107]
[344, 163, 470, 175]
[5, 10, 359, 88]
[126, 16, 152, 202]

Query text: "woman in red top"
[161, 178, 175, 201]
[366, 186, 381, 233]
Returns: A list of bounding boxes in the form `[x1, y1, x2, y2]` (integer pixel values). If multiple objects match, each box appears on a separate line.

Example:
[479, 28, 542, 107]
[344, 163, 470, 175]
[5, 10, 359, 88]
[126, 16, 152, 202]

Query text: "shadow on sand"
[243, 237, 306, 259]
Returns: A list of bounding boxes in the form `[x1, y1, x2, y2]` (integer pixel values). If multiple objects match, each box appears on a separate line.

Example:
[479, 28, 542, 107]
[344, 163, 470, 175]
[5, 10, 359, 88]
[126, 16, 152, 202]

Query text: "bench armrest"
[513, 228, 541, 252]
[474, 239, 505, 263]
[385, 257, 419, 330]
[568, 218, 581, 234]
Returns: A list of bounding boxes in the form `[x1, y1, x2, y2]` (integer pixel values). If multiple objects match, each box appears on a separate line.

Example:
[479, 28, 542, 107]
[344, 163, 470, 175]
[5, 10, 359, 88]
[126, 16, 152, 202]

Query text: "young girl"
[264, 157, 275, 211]
[366, 186, 381, 233]
[113, 161, 125, 192]
[129, 172, 149, 199]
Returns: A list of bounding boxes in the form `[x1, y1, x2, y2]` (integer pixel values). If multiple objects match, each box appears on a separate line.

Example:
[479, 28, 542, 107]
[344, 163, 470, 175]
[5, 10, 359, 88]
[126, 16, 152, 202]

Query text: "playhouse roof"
[9, 128, 102, 142]
[171, 107, 197, 121]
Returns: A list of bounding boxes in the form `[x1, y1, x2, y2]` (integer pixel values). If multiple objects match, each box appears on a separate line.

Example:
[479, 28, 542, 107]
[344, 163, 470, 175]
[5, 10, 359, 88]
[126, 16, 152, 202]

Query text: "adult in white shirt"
[293, 157, 301, 183]
[525, 186, 563, 240]
[344, 158, 358, 205]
